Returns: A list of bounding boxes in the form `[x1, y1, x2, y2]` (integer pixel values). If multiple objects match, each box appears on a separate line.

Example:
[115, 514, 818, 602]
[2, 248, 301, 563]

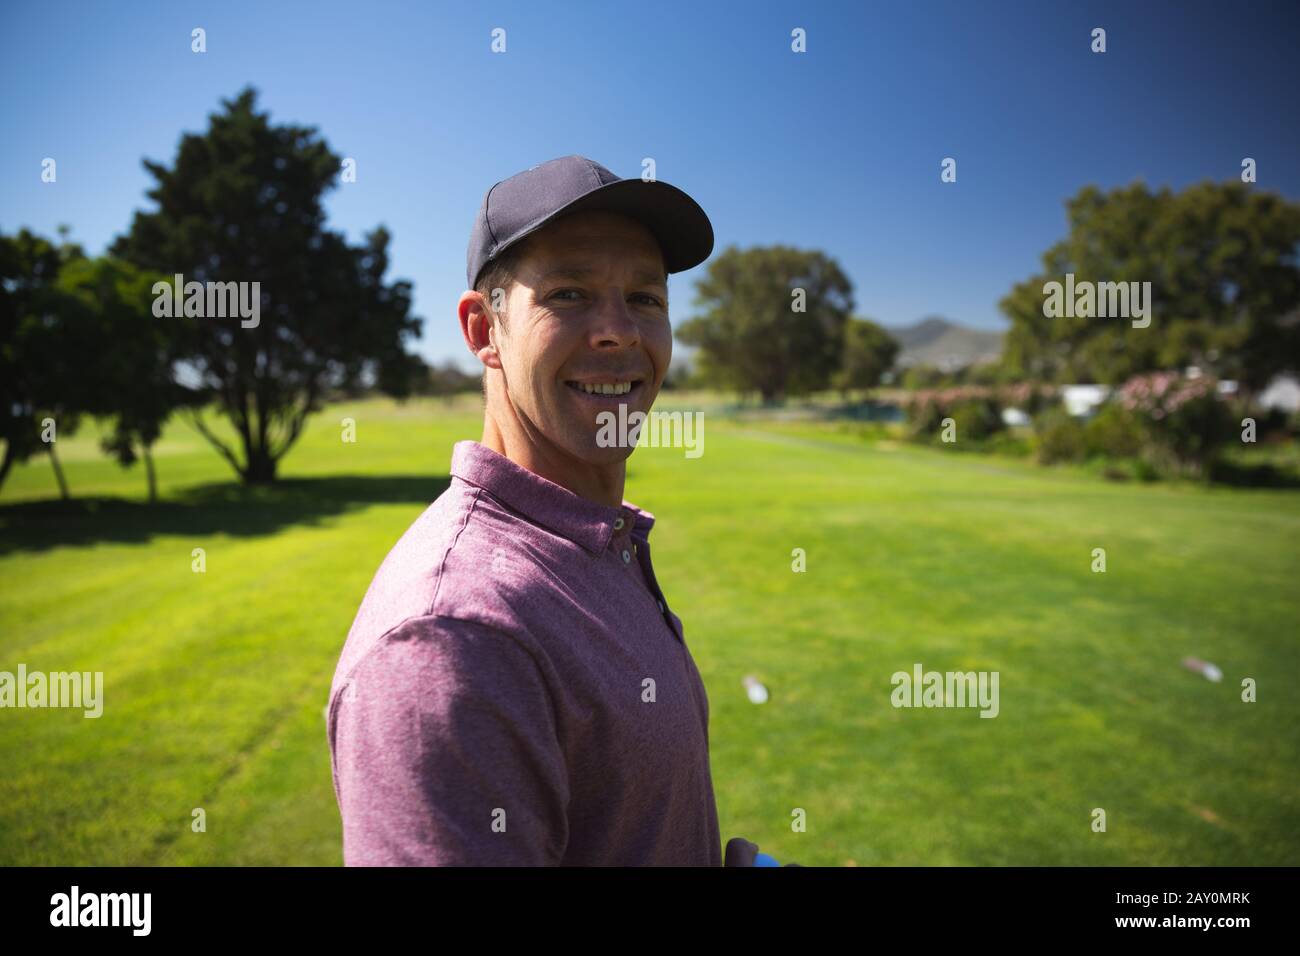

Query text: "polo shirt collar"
[450, 440, 654, 555]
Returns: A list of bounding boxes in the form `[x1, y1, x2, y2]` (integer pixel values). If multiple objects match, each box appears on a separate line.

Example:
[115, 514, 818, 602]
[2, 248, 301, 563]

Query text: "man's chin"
[570, 435, 638, 465]
[558, 402, 651, 456]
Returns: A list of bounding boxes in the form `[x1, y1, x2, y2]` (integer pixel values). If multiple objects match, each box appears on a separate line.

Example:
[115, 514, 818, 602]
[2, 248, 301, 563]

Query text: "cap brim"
[497, 178, 714, 278]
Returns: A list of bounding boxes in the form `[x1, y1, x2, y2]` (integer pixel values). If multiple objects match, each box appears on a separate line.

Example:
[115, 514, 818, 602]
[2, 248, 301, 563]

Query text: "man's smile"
[563, 378, 647, 404]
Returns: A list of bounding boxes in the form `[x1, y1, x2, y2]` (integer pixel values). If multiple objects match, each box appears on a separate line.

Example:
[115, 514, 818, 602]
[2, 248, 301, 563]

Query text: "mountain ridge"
[883, 316, 1005, 370]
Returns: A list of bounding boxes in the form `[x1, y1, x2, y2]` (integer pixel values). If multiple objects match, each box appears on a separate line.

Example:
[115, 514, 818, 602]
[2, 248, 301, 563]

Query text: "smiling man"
[326, 155, 725, 865]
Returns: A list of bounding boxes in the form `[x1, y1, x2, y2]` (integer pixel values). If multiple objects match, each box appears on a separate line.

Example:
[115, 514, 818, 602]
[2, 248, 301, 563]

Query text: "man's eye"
[549, 289, 663, 307]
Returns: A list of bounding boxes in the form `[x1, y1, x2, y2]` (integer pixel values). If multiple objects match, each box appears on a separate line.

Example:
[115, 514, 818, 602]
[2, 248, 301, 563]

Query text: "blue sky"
[3, 0, 1298, 371]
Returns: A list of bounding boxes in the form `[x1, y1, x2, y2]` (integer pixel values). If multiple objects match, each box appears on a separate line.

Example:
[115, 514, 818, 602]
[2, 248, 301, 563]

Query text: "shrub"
[1132, 456, 1162, 482]
[1116, 372, 1236, 476]
[945, 397, 1005, 443]
[1097, 456, 1161, 482]
[899, 387, 1006, 445]
[902, 394, 947, 441]
[1288, 407, 1300, 439]
[1084, 403, 1145, 458]
[987, 430, 1033, 457]
[1033, 407, 1088, 464]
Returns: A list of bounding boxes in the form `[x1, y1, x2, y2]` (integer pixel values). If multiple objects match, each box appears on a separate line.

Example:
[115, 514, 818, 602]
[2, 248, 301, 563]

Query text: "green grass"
[2, 396, 1297, 865]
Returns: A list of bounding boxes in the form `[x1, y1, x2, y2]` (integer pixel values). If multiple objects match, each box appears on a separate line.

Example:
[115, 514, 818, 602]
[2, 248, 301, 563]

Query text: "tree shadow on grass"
[0, 474, 451, 557]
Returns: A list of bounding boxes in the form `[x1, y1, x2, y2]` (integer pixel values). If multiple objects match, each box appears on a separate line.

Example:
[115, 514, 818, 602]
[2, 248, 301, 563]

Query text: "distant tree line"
[676, 180, 1297, 404]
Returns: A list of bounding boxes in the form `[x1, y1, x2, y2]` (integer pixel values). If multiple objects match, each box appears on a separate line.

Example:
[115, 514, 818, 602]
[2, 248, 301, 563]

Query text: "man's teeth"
[573, 381, 633, 395]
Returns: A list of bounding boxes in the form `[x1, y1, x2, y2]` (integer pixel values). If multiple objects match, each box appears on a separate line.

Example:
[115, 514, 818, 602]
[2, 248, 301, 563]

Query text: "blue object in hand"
[753, 852, 781, 867]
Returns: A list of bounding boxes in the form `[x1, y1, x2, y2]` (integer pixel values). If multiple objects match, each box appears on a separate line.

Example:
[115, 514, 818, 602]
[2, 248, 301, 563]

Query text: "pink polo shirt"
[327, 439, 722, 865]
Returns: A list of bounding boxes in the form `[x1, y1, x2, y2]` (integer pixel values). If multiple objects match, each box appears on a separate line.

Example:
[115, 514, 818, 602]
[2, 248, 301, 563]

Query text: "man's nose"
[587, 289, 640, 347]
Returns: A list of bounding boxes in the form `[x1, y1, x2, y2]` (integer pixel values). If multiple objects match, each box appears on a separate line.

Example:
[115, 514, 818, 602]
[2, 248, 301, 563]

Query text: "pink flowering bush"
[1116, 372, 1235, 474]
[899, 385, 987, 442]
[900, 383, 1056, 443]
[900, 387, 997, 442]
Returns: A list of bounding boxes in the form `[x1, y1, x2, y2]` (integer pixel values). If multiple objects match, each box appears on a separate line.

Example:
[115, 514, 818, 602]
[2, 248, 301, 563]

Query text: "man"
[326, 155, 726, 865]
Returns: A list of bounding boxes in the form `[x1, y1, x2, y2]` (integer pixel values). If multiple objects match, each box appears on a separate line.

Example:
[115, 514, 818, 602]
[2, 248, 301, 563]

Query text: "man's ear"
[459, 291, 503, 371]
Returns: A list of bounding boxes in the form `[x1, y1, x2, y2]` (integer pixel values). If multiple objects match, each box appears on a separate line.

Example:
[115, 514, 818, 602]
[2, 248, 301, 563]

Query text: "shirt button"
[614, 517, 624, 531]
[622, 549, 631, 563]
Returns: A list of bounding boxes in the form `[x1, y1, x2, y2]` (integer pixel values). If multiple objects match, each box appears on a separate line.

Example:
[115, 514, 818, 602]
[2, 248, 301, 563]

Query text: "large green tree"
[111, 86, 423, 483]
[833, 316, 899, 397]
[677, 245, 853, 403]
[1000, 181, 1300, 391]
[0, 228, 93, 498]
[57, 256, 202, 502]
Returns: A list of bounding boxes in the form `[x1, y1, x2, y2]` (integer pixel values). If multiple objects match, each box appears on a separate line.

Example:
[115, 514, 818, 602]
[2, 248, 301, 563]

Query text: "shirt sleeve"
[328, 614, 570, 865]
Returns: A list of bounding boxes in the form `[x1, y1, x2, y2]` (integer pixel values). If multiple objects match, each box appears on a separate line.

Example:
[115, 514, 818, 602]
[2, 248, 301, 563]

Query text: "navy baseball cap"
[466, 155, 714, 290]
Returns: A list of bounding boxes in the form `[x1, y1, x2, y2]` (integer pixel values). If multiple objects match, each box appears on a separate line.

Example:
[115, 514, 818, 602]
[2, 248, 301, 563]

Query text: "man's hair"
[474, 243, 527, 331]
[474, 244, 525, 404]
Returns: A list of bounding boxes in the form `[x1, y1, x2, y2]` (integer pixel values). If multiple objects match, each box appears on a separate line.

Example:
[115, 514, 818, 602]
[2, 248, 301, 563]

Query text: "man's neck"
[481, 416, 626, 508]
